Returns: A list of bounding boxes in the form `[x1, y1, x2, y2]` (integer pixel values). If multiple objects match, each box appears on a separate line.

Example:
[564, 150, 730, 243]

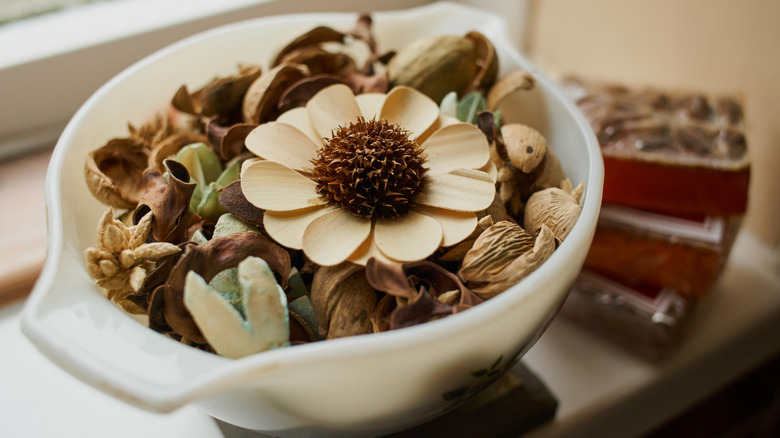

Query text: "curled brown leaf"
[365, 258, 483, 331]
[219, 180, 265, 227]
[134, 159, 196, 245]
[310, 263, 377, 339]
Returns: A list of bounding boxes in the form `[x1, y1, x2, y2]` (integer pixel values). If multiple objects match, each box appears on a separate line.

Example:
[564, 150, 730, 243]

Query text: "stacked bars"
[559, 78, 749, 360]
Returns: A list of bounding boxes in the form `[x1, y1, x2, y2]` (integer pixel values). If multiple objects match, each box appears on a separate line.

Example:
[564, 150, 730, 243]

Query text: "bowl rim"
[21, 0, 603, 413]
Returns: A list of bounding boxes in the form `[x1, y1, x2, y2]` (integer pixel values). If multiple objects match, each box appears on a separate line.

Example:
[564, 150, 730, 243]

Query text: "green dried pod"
[387, 34, 478, 103]
[175, 142, 223, 188]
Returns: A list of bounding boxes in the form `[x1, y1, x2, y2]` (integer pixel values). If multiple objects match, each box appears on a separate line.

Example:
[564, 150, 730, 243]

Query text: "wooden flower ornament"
[241, 84, 496, 266]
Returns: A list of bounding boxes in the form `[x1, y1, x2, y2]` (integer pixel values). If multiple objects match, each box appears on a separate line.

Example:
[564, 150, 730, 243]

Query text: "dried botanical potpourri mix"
[83, 15, 583, 359]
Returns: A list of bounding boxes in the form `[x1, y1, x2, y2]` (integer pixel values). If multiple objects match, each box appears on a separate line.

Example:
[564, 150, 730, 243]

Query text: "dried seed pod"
[242, 63, 310, 124]
[522, 145, 567, 197]
[501, 123, 547, 173]
[523, 180, 583, 241]
[459, 221, 557, 299]
[84, 138, 150, 208]
[486, 70, 535, 111]
[387, 34, 478, 103]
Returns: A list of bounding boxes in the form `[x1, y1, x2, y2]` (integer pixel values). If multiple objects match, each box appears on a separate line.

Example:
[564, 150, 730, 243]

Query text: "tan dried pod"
[464, 31, 499, 92]
[518, 145, 567, 199]
[459, 222, 557, 298]
[84, 138, 150, 208]
[387, 34, 478, 103]
[523, 180, 583, 241]
[241, 63, 309, 124]
[486, 70, 535, 111]
[310, 262, 377, 339]
[501, 123, 547, 173]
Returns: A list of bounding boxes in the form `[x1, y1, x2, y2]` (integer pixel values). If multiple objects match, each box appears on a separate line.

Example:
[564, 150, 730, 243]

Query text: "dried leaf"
[276, 47, 356, 77]
[219, 180, 265, 227]
[134, 159, 196, 244]
[310, 263, 377, 339]
[172, 64, 262, 119]
[456, 92, 487, 125]
[147, 132, 211, 172]
[365, 258, 483, 330]
[278, 74, 345, 113]
[272, 26, 346, 67]
[218, 123, 257, 161]
[242, 63, 310, 124]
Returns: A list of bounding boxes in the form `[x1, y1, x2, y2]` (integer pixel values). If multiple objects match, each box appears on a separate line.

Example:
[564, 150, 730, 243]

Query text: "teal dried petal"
[456, 91, 487, 124]
[196, 182, 227, 222]
[215, 154, 247, 188]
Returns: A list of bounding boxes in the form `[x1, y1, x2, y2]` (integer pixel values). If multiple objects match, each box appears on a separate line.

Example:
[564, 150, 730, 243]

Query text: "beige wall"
[525, 0, 780, 249]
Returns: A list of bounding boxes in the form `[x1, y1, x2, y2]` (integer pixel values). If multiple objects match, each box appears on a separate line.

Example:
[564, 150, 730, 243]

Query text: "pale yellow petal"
[417, 169, 496, 212]
[355, 92, 386, 120]
[306, 84, 361, 139]
[241, 160, 327, 211]
[347, 230, 399, 266]
[414, 205, 478, 247]
[480, 159, 499, 183]
[245, 122, 320, 172]
[422, 123, 490, 175]
[264, 205, 335, 250]
[379, 86, 439, 140]
[276, 107, 323, 146]
[373, 211, 442, 262]
[302, 208, 371, 266]
[240, 157, 262, 178]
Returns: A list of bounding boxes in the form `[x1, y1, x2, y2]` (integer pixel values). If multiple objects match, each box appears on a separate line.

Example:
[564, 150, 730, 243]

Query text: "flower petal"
[240, 157, 261, 178]
[303, 208, 371, 266]
[422, 123, 490, 175]
[245, 122, 320, 172]
[264, 205, 335, 250]
[348, 232, 399, 266]
[480, 159, 498, 183]
[306, 84, 361, 139]
[374, 211, 442, 262]
[242, 160, 327, 211]
[380, 86, 439, 140]
[414, 205, 478, 247]
[417, 169, 496, 212]
[355, 92, 386, 120]
[276, 107, 323, 146]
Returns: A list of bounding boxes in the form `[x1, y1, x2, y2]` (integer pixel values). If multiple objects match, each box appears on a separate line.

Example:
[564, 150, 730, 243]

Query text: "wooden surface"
[0, 149, 50, 306]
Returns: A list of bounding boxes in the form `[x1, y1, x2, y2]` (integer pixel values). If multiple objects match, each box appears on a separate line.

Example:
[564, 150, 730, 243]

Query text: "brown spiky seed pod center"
[311, 117, 428, 219]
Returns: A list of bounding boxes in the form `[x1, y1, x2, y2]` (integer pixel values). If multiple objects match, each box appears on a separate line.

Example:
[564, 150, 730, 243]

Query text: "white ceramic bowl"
[21, 2, 602, 437]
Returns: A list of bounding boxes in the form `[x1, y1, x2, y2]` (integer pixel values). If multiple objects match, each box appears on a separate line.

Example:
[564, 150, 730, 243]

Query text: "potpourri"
[83, 15, 583, 358]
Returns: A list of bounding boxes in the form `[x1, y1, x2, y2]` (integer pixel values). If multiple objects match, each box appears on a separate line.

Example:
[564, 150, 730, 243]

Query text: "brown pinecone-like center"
[311, 117, 428, 219]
